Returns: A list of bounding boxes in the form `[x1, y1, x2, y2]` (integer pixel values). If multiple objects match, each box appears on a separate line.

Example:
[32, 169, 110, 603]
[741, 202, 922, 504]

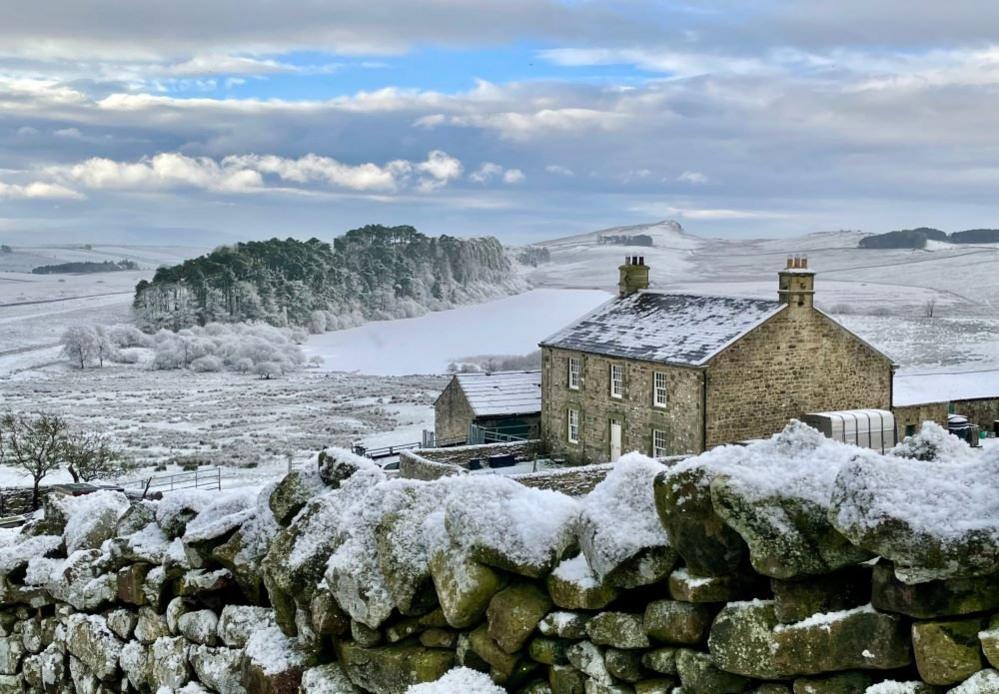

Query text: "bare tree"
[62, 432, 124, 483]
[61, 326, 98, 369]
[93, 326, 112, 368]
[923, 297, 937, 318]
[0, 412, 68, 509]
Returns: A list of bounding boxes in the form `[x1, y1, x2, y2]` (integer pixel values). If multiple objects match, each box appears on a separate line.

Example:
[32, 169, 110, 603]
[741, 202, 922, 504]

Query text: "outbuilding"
[433, 370, 541, 446]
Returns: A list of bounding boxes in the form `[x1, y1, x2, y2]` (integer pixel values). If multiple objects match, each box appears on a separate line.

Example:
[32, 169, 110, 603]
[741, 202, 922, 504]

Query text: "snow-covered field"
[0, 366, 445, 490]
[303, 288, 611, 375]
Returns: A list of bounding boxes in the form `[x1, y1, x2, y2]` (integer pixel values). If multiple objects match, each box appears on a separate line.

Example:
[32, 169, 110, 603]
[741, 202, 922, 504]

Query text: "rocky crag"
[1, 422, 999, 692]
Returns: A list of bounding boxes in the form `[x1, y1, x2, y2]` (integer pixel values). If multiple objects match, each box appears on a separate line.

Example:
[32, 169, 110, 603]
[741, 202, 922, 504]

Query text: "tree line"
[32, 259, 138, 275]
[132, 225, 522, 332]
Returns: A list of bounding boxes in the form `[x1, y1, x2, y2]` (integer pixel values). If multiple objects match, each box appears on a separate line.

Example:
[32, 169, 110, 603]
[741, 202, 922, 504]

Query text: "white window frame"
[610, 363, 624, 399]
[567, 409, 580, 443]
[652, 429, 668, 458]
[653, 371, 668, 408]
[568, 357, 581, 390]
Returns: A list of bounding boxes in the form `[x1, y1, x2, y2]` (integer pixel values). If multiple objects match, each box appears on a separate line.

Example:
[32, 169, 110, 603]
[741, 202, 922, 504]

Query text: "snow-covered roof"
[894, 369, 999, 407]
[453, 370, 542, 417]
[540, 291, 786, 366]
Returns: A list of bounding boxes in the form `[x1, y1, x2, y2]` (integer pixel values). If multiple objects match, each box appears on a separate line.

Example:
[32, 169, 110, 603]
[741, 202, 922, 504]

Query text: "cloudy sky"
[3, 1, 999, 244]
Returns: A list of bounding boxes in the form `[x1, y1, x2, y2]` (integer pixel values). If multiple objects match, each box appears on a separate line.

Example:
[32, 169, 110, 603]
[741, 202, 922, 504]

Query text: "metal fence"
[123, 466, 222, 496]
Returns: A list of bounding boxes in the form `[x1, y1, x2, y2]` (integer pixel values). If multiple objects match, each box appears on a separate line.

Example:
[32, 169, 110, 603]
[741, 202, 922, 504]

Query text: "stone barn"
[539, 256, 897, 464]
[893, 370, 999, 438]
[433, 370, 541, 446]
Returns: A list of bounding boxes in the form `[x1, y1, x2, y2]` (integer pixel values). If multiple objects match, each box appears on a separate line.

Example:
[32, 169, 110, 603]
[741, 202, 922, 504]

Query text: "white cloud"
[46, 150, 464, 196]
[630, 202, 790, 221]
[677, 170, 708, 184]
[502, 168, 524, 184]
[470, 162, 524, 185]
[414, 150, 463, 190]
[16, 126, 39, 136]
[54, 127, 82, 138]
[0, 181, 84, 200]
[164, 54, 336, 77]
[546, 164, 574, 176]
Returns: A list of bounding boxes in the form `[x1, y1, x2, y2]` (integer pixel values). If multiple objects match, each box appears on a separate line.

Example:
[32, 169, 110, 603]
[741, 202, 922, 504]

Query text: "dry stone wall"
[1, 424, 999, 693]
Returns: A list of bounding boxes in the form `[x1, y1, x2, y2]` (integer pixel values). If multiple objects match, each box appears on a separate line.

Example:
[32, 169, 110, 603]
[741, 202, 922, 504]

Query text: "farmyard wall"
[1, 424, 998, 693]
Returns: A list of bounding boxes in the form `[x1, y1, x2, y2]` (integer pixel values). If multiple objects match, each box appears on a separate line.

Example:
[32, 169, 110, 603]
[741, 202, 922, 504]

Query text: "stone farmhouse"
[538, 256, 897, 464]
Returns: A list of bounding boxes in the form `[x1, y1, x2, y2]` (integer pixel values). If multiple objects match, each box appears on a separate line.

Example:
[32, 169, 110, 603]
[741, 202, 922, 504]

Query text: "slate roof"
[454, 370, 542, 417]
[540, 291, 786, 367]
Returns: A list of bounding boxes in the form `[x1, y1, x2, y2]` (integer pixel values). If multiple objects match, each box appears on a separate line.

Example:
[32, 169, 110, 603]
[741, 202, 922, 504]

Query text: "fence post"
[195, 468, 199, 488]
[216, 467, 221, 491]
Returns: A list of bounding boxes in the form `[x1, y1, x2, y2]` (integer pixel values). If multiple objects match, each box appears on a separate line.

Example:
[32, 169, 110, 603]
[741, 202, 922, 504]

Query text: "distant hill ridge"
[133, 225, 525, 331]
[859, 227, 999, 249]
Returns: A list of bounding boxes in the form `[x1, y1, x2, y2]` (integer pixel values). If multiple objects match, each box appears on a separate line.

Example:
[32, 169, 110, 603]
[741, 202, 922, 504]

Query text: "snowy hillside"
[0, 244, 208, 273]
[523, 220, 999, 374]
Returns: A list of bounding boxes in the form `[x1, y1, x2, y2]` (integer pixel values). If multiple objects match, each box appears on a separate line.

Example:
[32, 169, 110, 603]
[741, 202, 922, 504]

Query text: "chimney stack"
[619, 255, 650, 297]
[778, 254, 815, 308]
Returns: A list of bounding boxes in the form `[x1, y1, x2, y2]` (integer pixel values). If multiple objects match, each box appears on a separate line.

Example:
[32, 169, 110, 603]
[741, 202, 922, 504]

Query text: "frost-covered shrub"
[190, 355, 223, 373]
[151, 341, 185, 370]
[108, 324, 151, 349]
[308, 310, 327, 334]
[112, 348, 141, 364]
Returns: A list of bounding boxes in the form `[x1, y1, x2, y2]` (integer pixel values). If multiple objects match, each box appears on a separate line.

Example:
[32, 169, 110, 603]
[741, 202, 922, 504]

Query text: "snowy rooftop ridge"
[893, 368, 999, 407]
[540, 290, 786, 366]
[454, 370, 542, 417]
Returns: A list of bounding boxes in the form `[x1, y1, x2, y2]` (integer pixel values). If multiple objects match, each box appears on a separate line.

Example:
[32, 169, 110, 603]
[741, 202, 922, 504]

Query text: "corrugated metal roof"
[455, 370, 542, 417]
[540, 291, 786, 366]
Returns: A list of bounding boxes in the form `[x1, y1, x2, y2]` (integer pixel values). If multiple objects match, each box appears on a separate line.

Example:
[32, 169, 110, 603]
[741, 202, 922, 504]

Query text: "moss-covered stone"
[641, 647, 677, 676]
[772, 606, 911, 676]
[605, 545, 677, 590]
[634, 679, 676, 694]
[654, 468, 747, 577]
[711, 602, 911, 679]
[468, 624, 521, 680]
[269, 469, 324, 526]
[430, 537, 507, 629]
[644, 600, 713, 645]
[675, 648, 752, 693]
[981, 616, 999, 669]
[604, 647, 646, 682]
[872, 561, 999, 619]
[488, 582, 553, 654]
[549, 664, 587, 694]
[668, 568, 758, 603]
[529, 636, 571, 665]
[912, 617, 985, 686]
[420, 628, 457, 650]
[309, 586, 350, 637]
[565, 641, 613, 686]
[771, 566, 871, 624]
[548, 556, 620, 611]
[336, 641, 455, 694]
[586, 612, 650, 650]
[711, 477, 872, 580]
[116, 563, 150, 606]
[539, 612, 590, 640]
[791, 671, 871, 693]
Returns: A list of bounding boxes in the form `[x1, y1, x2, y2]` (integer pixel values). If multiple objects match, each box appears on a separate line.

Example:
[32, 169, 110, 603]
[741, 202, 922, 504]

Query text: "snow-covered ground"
[0, 366, 444, 490]
[303, 288, 610, 375]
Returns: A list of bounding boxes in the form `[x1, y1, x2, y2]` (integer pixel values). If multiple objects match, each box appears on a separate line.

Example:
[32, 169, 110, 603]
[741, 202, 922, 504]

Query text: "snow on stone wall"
[2, 428, 999, 693]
